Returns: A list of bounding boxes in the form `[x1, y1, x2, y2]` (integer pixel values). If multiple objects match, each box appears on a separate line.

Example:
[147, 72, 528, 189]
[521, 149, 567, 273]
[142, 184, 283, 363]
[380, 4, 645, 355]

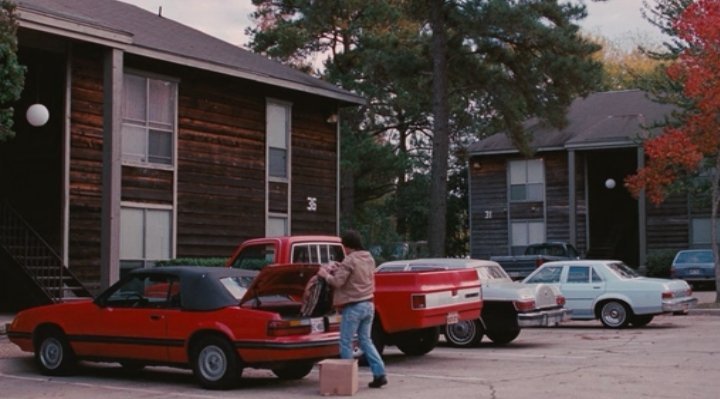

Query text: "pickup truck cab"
[227, 236, 344, 270]
[491, 242, 581, 280]
[227, 236, 483, 356]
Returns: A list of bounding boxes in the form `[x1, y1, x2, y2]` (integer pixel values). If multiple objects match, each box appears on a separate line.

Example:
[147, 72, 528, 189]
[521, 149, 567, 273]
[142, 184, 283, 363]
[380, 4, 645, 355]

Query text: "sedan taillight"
[412, 294, 427, 309]
[662, 291, 674, 300]
[267, 320, 312, 337]
[514, 299, 536, 312]
[556, 295, 566, 307]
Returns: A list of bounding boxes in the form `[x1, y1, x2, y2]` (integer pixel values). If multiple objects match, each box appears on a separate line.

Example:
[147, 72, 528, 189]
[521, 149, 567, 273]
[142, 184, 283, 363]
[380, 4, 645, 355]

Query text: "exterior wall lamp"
[26, 103, 49, 127]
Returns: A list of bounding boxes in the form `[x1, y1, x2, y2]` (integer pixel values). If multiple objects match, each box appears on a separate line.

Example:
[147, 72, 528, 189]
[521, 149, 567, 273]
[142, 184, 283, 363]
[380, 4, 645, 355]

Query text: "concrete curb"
[688, 308, 720, 316]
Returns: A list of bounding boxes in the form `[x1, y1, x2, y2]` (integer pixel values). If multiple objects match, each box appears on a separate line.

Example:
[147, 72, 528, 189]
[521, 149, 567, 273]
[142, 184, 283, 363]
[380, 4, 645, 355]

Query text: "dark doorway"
[0, 46, 66, 253]
[586, 149, 639, 266]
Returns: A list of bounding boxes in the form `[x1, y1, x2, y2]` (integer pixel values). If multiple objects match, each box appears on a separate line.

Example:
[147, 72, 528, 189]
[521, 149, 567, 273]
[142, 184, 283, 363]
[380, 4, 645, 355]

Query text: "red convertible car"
[6, 265, 340, 389]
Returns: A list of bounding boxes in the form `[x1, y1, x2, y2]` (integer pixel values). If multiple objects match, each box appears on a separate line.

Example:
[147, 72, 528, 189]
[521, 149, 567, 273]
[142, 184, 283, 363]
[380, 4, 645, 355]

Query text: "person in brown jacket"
[318, 230, 387, 388]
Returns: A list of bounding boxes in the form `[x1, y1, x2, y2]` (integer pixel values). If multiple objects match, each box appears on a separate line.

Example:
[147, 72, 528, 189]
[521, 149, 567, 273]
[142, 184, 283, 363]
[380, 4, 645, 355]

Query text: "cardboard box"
[319, 359, 358, 396]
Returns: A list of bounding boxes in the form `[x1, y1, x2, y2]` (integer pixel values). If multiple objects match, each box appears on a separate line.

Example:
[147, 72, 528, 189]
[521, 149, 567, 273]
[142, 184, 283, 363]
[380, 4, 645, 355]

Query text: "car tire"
[445, 319, 483, 347]
[396, 327, 439, 356]
[191, 336, 241, 390]
[630, 314, 654, 327]
[599, 300, 630, 328]
[485, 327, 521, 345]
[272, 362, 314, 380]
[370, 318, 386, 356]
[34, 327, 76, 376]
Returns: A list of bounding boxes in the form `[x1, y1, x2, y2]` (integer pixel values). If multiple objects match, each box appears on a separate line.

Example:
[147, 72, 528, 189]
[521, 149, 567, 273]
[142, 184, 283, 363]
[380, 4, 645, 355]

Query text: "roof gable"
[469, 90, 677, 155]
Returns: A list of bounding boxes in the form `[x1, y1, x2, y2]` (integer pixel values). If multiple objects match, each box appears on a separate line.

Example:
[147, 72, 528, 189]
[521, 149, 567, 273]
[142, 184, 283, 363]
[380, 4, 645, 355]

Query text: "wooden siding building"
[468, 90, 713, 268]
[0, 0, 363, 309]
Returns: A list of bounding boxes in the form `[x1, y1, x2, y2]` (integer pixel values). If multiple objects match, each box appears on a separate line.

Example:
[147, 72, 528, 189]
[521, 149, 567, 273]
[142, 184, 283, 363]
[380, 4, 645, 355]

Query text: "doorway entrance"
[586, 149, 639, 266]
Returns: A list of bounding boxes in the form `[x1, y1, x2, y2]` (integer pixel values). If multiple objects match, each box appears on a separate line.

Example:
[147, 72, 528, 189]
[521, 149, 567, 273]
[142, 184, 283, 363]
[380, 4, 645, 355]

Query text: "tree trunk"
[427, 0, 449, 257]
[712, 155, 720, 303]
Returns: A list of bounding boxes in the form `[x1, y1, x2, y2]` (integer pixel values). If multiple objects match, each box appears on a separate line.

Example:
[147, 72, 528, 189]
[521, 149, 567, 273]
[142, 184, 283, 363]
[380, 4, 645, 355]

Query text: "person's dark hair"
[341, 230, 365, 250]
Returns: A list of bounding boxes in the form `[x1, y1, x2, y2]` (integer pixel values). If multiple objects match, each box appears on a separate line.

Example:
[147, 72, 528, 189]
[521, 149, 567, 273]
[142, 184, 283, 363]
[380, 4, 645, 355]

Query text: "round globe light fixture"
[605, 178, 616, 189]
[26, 103, 50, 127]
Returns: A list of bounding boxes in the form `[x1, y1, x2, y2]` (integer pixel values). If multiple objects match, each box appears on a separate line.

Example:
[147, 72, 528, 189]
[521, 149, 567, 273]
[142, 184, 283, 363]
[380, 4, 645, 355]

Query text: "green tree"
[0, 0, 25, 141]
[247, 0, 602, 256]
[409, 0, 604, 255]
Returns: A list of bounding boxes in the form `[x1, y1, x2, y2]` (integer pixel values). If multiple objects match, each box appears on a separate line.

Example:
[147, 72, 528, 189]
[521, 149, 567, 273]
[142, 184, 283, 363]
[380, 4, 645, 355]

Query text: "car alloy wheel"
[35, 329, 76, 376]
[445, 319, 483, 347]
[599, 301, 630, 328]
[192, 336, 240, 389]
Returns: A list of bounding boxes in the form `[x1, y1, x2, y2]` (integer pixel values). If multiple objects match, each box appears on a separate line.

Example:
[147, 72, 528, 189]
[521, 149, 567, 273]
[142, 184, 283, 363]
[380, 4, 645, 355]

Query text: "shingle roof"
[16, 0, 364, 105]
[468, 90, 678, 155]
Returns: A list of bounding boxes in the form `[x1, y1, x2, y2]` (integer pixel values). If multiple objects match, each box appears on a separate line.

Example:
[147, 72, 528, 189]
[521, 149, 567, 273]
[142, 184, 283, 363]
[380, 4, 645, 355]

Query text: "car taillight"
[514, 299, 536, 312]
[326, 314, 341, 332]
[556, 295, 566, 307]
[267, 320, 312, 337]
[662, 291, 674, 300]
[535, 257, 545, 268]
[412, 294, 427, 309]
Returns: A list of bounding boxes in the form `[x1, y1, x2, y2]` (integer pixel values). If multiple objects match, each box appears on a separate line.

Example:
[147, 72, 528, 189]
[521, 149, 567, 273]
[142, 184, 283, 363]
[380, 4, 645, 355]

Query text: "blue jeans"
[339, 301, 386, 378]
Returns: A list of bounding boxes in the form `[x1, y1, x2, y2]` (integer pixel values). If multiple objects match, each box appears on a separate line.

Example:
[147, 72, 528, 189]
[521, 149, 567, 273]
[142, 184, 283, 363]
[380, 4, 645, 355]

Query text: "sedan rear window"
[606, 262, 639, 279]
[674, 250, 714, 264]
[220, 275, 254, 300]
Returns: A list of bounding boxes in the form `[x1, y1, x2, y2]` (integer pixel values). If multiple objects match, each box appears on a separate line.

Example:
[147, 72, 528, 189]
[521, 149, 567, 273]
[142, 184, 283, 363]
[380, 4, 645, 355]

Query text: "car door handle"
[150, 314, 164, 321]
[592, 286, 602, 289]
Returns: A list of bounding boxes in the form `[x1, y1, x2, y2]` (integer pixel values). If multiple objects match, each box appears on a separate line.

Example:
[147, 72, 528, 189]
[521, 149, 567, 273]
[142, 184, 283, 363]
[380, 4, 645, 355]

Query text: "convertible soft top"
[125, 266, 257, 311]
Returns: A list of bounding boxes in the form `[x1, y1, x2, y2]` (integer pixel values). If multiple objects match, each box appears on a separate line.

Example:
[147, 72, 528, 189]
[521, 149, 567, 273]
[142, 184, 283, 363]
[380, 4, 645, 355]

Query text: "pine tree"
[247, 0, 602, 255]
[0, 0, 26, 141]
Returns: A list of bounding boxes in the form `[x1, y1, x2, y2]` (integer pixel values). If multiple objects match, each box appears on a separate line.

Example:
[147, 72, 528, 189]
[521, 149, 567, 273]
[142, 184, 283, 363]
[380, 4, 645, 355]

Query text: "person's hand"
[317, 266, 330, 279]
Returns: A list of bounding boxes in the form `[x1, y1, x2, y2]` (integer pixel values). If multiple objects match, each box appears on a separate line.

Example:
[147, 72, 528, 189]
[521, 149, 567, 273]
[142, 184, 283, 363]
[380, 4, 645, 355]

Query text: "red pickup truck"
[227, 236, 482, 356]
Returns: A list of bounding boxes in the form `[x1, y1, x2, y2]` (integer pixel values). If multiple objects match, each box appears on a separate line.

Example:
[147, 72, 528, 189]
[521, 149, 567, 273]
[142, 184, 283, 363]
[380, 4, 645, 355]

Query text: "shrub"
[155, 258, 227, 267]
[645, 249, 677, 277]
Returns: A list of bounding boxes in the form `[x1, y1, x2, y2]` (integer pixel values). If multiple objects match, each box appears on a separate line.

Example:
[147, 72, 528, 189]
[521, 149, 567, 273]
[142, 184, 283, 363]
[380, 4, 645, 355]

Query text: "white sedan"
[522, 260, 699, 328]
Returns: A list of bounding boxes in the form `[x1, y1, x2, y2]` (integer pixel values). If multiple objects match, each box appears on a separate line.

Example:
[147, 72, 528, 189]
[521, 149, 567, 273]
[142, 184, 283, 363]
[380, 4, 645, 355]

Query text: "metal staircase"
[0, 200, 92, 302]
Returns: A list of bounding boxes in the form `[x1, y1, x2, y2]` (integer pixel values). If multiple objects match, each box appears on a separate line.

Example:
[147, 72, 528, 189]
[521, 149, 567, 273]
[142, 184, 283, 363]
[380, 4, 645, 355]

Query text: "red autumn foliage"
[625, 0, 720, 205]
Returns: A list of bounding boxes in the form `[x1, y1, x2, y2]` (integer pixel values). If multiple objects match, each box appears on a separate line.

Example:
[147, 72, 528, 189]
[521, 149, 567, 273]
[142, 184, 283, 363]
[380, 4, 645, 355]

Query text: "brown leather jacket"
[323, 250, 375, 307]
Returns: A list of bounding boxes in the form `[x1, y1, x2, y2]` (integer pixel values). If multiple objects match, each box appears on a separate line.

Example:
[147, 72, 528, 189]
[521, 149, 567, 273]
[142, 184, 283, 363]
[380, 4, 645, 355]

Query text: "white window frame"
[120, 202, 175, 272]
[508, 159, 545, 202]
[121, 71, 178, 170]
[265, 99, 292, 236]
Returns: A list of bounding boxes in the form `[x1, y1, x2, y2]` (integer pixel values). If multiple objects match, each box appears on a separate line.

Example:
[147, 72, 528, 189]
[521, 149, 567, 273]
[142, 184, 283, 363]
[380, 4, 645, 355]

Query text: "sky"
[118, 0, 668, 51]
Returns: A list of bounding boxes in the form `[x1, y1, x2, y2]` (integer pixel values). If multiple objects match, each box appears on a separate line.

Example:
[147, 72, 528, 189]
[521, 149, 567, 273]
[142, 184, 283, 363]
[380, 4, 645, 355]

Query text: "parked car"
[6, 265, 341, 389]
[491, 242, 581, 280]
[522, 260, 698, 328]
[376, 258, 569, 347]
[671, 249, 716, 288]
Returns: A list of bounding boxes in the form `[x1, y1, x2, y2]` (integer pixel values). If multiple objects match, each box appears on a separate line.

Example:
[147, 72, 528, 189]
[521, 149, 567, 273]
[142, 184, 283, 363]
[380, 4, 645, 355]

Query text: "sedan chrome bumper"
[662, 296, 699, 312]
[518, 308, 571, 327]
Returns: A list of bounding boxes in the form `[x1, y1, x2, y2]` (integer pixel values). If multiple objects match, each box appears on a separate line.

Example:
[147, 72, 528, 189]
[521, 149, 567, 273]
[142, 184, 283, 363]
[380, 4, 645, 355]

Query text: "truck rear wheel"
[445, 319, 483, 347]
[485, 327, 520, 345]
[370, 317, 386, 355]
[396, 327, 439, 356]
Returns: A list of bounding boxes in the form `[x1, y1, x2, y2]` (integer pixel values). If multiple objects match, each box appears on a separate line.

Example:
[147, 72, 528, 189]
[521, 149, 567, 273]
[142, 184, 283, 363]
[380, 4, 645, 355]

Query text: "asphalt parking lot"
[1, 296, 719, 399]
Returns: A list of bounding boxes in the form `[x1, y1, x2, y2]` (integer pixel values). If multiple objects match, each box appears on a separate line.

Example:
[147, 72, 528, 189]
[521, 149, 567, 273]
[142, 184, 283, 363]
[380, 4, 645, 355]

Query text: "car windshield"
[219, 275, 254, 300]
[606, 262, 640, 279]
[675, 250, 714, 264]
[476, 265, 510, 280]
